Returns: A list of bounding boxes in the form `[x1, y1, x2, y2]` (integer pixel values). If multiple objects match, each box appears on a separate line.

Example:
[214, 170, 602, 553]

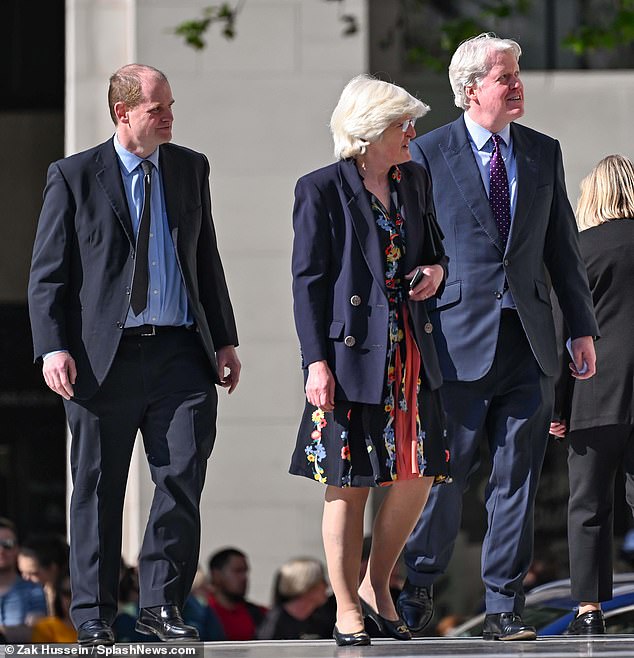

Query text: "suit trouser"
[404, 311, 554, 614]
[64, 328, 217, 627]
[568, 424, 634, 603]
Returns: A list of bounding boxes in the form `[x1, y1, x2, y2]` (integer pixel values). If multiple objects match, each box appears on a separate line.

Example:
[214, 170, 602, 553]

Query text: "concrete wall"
[519, 71, 634, 202]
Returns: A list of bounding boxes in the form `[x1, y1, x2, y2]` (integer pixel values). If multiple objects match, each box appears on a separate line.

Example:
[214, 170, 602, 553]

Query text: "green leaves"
[563, 1, 634, 55]
[173, 3, 240, 50]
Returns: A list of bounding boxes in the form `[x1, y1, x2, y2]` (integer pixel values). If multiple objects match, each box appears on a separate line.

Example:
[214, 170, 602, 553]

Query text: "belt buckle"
[140, 325, 156, 336]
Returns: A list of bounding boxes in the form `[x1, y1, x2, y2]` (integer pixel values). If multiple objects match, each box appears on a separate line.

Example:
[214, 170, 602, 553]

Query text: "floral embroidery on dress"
[371, 186, 424, 481]
[305, 408, 328, 483]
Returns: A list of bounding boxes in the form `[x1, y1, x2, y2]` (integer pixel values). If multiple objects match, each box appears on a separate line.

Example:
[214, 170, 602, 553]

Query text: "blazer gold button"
[344, 335, 356, 347]
[495, 291, 503, 300]
[424, 322, 433, 334]
[350, 295, 361, 306]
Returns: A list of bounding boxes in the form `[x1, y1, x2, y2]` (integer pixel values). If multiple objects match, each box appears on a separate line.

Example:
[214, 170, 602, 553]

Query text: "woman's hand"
[306, 360, 335, 412]
[406, 264, 444, 302]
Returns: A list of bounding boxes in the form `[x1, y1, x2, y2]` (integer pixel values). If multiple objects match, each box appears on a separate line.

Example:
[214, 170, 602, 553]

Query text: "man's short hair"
[448, 32, 521, 111]
[107, 63, 168, 125]
[0, 517, 17, 538]
[18, 535, 69, 570]
[208, 547, 246, 572]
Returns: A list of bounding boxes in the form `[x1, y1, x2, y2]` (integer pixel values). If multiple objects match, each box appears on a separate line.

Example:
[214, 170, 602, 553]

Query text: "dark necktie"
[489, 134, 511, 245]
[130, 160, 153, 316]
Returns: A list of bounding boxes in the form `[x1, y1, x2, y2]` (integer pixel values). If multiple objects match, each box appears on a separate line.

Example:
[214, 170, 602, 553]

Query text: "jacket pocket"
[433, 280, 461, 312]
[535, 279, 551, 306]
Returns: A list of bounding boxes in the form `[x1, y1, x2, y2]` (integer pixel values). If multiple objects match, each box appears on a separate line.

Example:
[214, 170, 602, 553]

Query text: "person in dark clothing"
[551, 154, 634, 635]
[258, 558, 332, 640]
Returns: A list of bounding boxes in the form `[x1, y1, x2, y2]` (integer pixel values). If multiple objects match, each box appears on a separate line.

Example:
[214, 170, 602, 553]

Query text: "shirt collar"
[463, 112, 511, 151]
[113, 134, 160, 175]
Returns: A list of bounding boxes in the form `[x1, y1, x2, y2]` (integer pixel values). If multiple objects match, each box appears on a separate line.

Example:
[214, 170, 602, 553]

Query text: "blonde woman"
[551, 154, 634, 634]
[290, 75, 450, 646]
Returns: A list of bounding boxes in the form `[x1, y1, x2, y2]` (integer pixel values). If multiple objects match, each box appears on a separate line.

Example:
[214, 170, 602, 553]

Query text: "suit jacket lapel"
[508, 123, 539, 248]
[94, 139, 135, 245]
[440, 117, 505, 254]
[338, 159, 387, 294]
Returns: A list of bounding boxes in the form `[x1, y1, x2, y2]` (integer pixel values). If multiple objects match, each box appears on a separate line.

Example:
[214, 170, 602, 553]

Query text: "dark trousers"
[404, 311, 554, 614]
[568, 424, 634, 603]
[64, 329, 217, 627]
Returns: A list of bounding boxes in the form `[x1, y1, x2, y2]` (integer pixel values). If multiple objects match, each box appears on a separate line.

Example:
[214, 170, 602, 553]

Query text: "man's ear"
[465, 84, 478, 104]
[114, 101, 129, 125]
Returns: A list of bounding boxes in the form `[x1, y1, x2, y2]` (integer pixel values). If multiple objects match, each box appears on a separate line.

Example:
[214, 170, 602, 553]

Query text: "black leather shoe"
[136, 605, 199, 642]
[396, 580, 434, 632]
[333, 625, 371, 646]
[482, 613, 536, 641]
[566, 610, 606, 635]
[77, 619, 115, 646]
[360, 598, 411, 640]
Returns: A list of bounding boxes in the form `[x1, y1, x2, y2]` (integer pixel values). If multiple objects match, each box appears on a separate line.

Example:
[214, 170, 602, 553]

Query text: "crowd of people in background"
[0, 520, 339, 643]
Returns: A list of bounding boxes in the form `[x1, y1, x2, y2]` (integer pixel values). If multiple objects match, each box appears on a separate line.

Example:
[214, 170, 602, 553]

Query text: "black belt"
[121, 324, 192, 337]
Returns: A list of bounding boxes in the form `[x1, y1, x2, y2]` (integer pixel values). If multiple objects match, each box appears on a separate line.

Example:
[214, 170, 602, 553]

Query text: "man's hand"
[407, 264, 444, 302]
[549, 420, 567, 439]
[305, 360, 335, 412]
[216, 345, 241, 393]
[570, 335, 596, 380]
[43, 352, 76, 400]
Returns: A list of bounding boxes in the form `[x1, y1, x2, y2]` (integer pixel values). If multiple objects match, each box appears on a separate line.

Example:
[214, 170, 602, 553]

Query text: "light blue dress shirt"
[463, 113, 517, 308]
[113, 135, 191, 327]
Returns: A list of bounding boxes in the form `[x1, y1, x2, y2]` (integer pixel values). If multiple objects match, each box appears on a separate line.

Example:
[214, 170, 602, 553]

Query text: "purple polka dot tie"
[489, 134, 511, 245]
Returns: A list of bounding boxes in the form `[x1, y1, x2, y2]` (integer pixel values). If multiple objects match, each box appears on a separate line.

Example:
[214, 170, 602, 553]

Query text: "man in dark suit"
[396, 34, 598, 641]
[28, 64, 240, 646]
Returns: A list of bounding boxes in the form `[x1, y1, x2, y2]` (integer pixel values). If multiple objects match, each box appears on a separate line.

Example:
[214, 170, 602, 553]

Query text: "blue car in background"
[449, 574, 634, 636]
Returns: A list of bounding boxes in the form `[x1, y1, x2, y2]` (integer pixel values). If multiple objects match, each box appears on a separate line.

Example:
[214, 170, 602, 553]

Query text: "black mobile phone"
[409, 268, 424, 289]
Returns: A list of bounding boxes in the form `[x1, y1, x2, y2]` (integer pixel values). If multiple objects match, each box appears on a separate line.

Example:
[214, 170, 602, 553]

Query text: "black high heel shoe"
[333, 625, 371, 646]
[360, 597, 412, 640]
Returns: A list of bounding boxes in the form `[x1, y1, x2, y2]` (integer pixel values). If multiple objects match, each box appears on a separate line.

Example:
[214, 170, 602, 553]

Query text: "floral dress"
[290, 169, 450, 488]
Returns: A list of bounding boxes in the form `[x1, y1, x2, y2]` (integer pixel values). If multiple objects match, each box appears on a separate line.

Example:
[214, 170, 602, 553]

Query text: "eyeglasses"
[399, 118, 416, 132]
[0, 538, 17, 550]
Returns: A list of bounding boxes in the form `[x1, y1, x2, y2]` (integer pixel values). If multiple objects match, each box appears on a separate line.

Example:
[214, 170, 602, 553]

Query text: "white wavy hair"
[449, 33, 521, 111]
[330, 74, 430, 160]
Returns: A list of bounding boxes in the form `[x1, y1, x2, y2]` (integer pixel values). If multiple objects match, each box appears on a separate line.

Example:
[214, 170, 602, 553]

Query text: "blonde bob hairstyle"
[449, 33, 521, 111]
[330, 74, 430, 160]
[576, 154, 634, 230]
[274, 558, 326, 603]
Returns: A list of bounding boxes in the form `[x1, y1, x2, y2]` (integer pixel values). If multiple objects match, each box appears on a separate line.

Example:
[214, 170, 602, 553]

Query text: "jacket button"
[350, 295, 361, 306]
[503, 258, 510, 266]
[495, 291, 503, 300]
[424, 322, 433, 334]
[116, 322, 124, 329]
[344, 335, 356, 347]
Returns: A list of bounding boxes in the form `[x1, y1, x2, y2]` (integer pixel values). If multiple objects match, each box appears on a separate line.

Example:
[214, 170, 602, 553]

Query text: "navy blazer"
[410, 117, 598, 382]
[28, 138, 238, 400]
[291, 158, 447, 405]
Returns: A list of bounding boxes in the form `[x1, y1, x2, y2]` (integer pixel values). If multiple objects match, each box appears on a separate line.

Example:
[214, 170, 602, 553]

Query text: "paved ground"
[4, 637, 634, 658]
[202, 636, 634, 657]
